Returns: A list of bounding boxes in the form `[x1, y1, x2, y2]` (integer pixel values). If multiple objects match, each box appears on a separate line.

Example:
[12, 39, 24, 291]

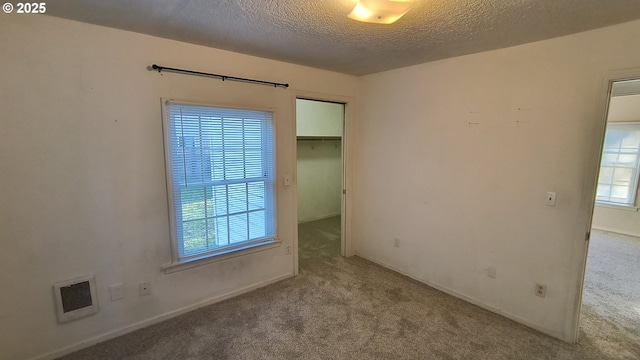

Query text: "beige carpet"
[580, 229, 640, 357]
[58, 217, 640, 359]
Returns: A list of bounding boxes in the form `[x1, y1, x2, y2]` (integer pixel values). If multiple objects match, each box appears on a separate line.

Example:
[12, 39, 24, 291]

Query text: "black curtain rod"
[151, 64, 289, 88]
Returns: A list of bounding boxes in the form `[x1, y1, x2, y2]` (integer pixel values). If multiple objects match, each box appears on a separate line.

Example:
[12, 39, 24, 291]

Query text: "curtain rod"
[150, 64, 289, 88]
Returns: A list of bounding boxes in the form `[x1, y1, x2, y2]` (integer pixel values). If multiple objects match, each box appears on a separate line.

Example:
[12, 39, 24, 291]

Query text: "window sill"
[162, 239, 282, 274]
[595, 202, 639, 212]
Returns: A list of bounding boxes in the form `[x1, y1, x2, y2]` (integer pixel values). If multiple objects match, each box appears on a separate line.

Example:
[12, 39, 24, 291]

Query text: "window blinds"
[596, 123, 640, 206]
[165, 101, 276, 260]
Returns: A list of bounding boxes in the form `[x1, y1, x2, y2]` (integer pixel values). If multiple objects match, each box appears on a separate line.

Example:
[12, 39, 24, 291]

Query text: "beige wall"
[591, 206, 640, 237]
[608, 94, 640, 122]
[0, 15, 358, 360]
[353, 20, 640, 342]
[591, 94, 640, 237]
[296, 99, 344, 137]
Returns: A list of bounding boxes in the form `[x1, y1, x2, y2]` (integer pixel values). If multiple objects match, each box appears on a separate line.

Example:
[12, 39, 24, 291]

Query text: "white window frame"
[595, 121, 640, 208]
[161, 99, 278, 272]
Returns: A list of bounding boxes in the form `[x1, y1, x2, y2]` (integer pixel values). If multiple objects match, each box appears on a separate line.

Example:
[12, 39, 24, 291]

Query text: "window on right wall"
[596, 122, 640, 207]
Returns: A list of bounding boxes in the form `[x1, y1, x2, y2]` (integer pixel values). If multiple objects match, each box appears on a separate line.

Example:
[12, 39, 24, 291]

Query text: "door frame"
[291, 91, 356, 275]
[574, 67, 640, 342]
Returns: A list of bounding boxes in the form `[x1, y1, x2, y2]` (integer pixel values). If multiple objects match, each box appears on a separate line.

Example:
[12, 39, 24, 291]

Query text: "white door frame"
[573, 68, 640, 342]
[291, 91, 356, 275]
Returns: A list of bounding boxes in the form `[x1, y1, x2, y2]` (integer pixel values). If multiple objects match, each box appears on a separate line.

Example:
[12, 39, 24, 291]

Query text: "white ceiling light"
[348, 0, 415, 24]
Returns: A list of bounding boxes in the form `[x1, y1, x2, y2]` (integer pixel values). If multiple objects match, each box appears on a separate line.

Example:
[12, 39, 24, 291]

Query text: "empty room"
[1, 1, 640, 359]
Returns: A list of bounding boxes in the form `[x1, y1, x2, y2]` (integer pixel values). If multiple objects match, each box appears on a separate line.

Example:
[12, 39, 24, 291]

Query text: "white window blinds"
[596, 122, 640, 206]
[164, 101, 276, 261]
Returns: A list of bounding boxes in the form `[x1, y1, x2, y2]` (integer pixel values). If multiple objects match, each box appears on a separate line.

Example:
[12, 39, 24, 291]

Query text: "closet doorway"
[295, 98, 346, 270]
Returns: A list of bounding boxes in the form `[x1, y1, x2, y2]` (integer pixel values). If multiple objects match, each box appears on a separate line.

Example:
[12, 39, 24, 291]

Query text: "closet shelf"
[297, 136, 341, 141]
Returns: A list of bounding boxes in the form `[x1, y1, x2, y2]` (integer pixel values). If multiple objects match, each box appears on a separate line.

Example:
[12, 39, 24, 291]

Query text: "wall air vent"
[53, 275, 99, 323]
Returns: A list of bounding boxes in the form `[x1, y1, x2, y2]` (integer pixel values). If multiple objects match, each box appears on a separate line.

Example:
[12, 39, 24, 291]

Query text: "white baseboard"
[298, 212, 341, 224]
[30, 273, 294, 360]
[356, 253, 573, 343]
[591, 226, 640, 239]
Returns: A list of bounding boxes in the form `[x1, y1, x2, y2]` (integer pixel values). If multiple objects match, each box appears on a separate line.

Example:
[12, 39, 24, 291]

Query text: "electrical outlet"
[139, 282, 151, 296]
[487, 267, 497, 279]
[535, 283, 547, 298]
[285, 243, 292, 255]
[393, 238, 400, 248]
[109, 283, 124, 301]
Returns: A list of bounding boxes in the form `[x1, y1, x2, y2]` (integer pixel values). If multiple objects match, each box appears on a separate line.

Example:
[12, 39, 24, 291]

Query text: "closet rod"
[151, 64, 289, 88]
[297, 136, 342, 141]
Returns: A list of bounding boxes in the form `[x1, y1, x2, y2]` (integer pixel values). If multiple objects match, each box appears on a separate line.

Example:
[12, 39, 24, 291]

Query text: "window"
[596, 122, 640, 207]
[163, 101, 276, 263]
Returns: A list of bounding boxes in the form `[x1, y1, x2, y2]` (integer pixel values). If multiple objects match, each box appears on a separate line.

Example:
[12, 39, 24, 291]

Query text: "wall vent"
[53, 275, 99, 323]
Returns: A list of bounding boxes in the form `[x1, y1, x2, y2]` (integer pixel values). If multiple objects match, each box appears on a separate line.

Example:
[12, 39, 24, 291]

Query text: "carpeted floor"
[58, 217, 640, 360]
[582, 229, 640, 341]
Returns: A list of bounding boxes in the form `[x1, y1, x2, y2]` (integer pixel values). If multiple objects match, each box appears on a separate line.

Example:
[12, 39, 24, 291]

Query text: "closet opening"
[295, 98, 346, 272]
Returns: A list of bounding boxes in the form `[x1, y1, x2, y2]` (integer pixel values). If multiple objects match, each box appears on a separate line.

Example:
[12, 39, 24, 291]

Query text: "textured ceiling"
[46, 0, 640, 76]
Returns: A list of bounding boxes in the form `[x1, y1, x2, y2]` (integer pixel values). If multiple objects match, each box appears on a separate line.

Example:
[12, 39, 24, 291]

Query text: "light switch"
[284, 174, 291, 186]
[545, 191, 557, 206]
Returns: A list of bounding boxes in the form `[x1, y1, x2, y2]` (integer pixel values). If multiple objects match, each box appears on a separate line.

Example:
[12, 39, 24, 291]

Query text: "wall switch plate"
[109, 283, 124, 301]
[545, 192, 557, 206]
[139, 282, 150, 296]
[393, 238, 400, 248]
[284, 174, 291, 186]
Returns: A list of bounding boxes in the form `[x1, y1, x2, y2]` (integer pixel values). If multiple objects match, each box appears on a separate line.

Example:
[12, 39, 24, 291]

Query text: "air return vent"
[53, 275, 99, 323]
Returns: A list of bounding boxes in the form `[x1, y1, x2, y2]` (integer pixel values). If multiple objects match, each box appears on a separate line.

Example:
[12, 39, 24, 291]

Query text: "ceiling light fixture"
[348, 0, 415, 25]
